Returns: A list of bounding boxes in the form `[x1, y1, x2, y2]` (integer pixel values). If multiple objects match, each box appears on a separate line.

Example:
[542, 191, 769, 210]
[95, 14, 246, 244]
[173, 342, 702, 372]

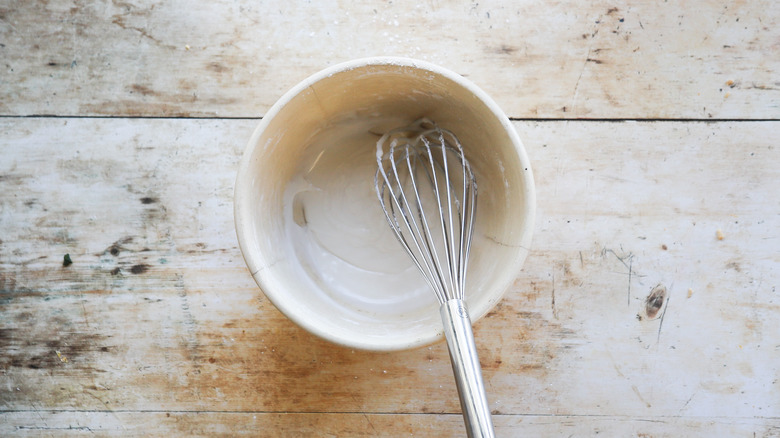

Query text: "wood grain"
[1, 118, 777, 435]
[1, 0, 778, 118]
[2, 1, 778, 434]
[2, 412, 778, 437]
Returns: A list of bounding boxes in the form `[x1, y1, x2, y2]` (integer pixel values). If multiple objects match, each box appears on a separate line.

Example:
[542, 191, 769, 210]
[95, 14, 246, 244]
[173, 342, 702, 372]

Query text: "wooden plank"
[514, 120, 780, 420]
[1, 119, 778, 433]
[1, 1, 778, 119]
[1, 411, 779, 437]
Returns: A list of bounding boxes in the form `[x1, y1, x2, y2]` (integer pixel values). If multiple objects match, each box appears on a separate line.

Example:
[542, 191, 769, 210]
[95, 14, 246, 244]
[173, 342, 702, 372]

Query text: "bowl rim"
[234, 56, 536, 351]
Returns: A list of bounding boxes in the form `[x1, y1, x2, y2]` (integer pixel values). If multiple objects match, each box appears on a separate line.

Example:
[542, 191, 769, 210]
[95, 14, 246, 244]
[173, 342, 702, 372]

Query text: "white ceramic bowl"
[234, 57, 535, 351]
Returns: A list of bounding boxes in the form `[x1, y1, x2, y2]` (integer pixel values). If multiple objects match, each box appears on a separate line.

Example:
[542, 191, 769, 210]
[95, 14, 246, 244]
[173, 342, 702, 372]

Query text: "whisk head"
[375, 119, 477, 304]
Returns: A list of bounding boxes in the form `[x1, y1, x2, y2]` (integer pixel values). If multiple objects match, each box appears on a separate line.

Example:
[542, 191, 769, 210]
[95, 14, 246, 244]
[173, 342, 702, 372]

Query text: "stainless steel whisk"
[375, 119, 494, 438]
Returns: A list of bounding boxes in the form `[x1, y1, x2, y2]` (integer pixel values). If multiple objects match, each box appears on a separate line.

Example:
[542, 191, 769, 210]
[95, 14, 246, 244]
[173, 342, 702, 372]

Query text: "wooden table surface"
[1, 1, 778, 436]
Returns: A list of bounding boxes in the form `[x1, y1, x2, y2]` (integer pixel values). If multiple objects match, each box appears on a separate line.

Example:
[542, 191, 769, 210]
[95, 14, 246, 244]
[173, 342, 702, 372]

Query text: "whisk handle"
[440, 299, 495, 438]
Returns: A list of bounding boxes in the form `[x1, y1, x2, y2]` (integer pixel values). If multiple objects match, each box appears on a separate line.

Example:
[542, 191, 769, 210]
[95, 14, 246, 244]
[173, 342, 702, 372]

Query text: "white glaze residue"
[283, 116, 440, 317]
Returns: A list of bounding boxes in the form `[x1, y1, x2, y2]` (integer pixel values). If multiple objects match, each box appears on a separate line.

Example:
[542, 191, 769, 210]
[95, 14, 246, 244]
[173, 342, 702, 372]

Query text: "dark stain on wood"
[495, 44, 518, 55]
[644, 284, 667, 320]
[726, 261, 741, 272]
[0, 328, 13, 348]
[100, 236, 133, 257]
[140, 196, 157, 204]
[0, 173, 28, 185]
[0, 322, 109, 378]
[130, 263, 150, 274]
[141, 201, 168, 224]
[130, 84, 155, 96]
[207, 62, 229, 73]
[0, 273, 19, 294]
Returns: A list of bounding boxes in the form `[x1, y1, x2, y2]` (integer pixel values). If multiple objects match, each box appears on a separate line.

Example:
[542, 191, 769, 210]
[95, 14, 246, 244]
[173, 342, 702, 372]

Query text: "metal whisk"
[375, 119, 494, 438]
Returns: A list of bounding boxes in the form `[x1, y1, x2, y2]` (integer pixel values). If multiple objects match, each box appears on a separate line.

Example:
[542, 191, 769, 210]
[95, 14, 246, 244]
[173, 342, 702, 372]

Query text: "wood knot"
[638, 284, 667, 320]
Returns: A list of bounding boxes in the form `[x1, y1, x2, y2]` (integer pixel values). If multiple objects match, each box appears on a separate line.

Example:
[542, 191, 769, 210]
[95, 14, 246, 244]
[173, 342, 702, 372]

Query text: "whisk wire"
[462, 165, 476, 296]
[400, 145, 450, 302]
[405, 145, 451, 302]
[376, 120, 476, 303]
[380, 141, 448, 302]
[448, 128, 476, 298]
[423, 134, 456, 300]
[418, 137, 455, 300]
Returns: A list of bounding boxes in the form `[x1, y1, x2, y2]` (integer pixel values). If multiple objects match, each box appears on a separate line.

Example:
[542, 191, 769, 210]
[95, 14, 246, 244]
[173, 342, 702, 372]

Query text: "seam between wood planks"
[1, 409, 779, 421]
[0, 115, 778, 122]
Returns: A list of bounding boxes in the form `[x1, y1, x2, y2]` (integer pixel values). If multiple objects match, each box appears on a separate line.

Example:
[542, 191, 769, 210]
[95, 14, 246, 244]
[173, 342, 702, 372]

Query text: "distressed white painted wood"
[1, 0, 778, 435]
[1, 412, 778, 437]
[0, 0, 778, 118]
[1, 118, 777, 435]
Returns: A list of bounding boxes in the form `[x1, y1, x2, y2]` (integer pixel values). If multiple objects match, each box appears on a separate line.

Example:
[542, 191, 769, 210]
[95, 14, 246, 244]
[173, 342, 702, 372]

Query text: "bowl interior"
[235, 59, 534, 351]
